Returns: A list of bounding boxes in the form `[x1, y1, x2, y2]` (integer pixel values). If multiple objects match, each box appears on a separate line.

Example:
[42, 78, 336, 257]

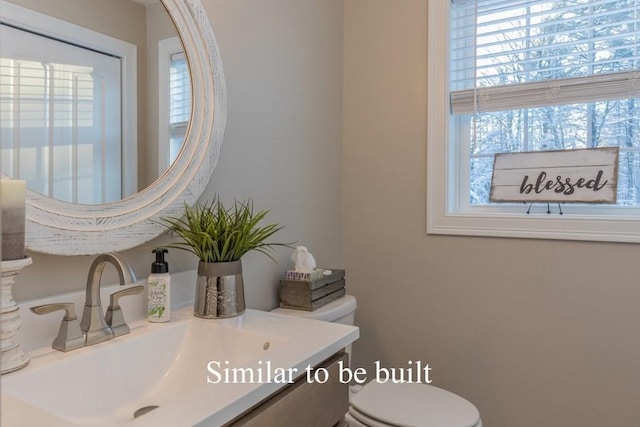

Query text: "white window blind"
[450, 0, 640, 114]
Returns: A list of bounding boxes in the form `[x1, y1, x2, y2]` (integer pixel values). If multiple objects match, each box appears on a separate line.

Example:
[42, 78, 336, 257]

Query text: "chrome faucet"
[80, 253, 138, 345]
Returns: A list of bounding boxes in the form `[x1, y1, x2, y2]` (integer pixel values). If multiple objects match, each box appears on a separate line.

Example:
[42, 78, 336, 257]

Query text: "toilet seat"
[347, 382, 480, 427]
[346, 406, 397, 427]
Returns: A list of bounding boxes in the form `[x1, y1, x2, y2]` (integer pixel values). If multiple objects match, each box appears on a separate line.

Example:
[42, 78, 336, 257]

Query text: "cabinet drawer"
[227, 352, 349, 427]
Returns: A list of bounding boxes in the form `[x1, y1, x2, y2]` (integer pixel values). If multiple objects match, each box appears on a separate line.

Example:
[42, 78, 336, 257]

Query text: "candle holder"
[1, 256, 32, 374]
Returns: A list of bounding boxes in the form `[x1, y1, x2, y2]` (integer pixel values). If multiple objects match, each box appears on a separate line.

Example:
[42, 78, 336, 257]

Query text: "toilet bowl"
[271, 295, 482, 427]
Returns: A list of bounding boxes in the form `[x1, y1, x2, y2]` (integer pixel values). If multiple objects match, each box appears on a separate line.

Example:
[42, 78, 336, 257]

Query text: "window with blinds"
[158, 36, 191, 170]
[168, 51, 191, 164]
[450, 0, 640, 206]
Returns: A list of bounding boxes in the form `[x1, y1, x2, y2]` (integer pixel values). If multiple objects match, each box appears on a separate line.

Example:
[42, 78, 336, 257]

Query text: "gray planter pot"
[194, 260, 245, 319]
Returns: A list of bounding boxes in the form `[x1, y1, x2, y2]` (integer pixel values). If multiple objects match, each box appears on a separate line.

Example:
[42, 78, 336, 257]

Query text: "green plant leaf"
[158, 196, 293, 263]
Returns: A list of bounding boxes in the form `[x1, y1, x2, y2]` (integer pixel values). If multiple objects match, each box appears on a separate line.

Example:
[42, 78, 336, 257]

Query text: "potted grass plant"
[161, 197, 288, 319]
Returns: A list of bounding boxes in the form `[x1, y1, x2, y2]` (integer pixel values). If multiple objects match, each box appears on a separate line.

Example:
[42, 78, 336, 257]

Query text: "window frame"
[426, 0, 640, 243]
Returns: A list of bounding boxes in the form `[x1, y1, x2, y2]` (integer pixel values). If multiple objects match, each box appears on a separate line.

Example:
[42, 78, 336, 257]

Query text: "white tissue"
[291, 246, 317, 273]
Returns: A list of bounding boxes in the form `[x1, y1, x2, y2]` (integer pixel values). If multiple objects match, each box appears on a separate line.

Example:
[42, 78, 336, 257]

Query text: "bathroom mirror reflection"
[0, 0, 191, 204]
[16, 0, 225, 256]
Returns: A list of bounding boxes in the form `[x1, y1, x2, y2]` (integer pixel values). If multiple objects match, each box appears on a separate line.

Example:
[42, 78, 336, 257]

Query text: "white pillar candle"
[1, 179, 27, 261]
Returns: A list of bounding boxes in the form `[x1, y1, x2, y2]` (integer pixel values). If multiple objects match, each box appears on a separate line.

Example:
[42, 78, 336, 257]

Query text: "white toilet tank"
[270, 294, 357, 325]
[271, 295, 358, 360]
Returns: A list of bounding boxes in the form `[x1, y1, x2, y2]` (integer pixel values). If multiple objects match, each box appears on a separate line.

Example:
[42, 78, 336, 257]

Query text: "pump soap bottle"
[148, 248, 170, 322]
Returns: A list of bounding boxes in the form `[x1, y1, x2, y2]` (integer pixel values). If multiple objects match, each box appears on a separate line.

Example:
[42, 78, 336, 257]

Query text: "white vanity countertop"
[1, 271, 359, 426]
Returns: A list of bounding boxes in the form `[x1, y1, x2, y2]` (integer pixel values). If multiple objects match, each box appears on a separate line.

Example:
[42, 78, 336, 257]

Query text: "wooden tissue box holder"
[279, 269, 346, 311]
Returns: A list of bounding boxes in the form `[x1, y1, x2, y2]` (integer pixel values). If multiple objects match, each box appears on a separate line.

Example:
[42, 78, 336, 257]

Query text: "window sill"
[427, 208, 640, 243]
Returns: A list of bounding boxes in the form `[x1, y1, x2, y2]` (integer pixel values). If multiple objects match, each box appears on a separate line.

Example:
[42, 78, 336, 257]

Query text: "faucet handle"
[105, 285, 144, 337]
[30, 303, 85, 352]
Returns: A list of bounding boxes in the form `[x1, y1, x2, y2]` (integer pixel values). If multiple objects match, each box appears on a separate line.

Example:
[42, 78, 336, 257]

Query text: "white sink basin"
[2, 307, 358, 426]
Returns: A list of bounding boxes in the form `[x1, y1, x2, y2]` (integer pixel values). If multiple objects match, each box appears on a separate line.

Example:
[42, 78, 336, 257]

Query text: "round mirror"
[0, 0, 226, 255]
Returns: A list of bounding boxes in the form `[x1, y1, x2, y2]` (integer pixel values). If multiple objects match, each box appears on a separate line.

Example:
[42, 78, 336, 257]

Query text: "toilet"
[271, 295, 482, 427]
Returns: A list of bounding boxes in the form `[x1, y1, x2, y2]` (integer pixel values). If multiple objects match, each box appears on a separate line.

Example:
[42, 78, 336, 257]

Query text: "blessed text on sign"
[490, 147, 619, 204]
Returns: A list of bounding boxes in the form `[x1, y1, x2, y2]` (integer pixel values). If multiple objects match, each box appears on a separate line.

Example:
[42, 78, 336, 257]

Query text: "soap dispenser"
[148, 248, 170, 322]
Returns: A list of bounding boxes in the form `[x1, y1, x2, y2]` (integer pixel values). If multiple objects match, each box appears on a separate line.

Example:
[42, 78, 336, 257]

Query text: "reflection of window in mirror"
[158, 37, 191, 171]
[1, 26, 123, 204]
[0, 4, 137, 204]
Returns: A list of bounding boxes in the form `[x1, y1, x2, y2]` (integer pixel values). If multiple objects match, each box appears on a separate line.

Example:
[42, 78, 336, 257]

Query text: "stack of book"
[279, 269, 346, 311]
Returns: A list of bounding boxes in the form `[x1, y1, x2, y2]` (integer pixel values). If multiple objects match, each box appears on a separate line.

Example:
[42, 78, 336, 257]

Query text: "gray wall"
[343, 1, 640, 426]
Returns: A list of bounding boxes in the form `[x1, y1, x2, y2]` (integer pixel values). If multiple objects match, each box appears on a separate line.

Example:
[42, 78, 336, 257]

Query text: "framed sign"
[490, 147, 619, 204]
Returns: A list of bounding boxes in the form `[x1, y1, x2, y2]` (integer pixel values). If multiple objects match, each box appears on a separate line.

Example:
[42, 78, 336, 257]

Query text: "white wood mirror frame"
[23, 0, 226, 256]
